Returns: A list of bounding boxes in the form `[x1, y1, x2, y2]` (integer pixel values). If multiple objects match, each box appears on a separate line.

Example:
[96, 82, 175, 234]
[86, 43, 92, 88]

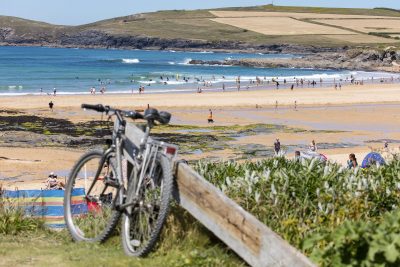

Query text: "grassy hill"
[224, 4, 400, 16]
[1, 5, 400, 50]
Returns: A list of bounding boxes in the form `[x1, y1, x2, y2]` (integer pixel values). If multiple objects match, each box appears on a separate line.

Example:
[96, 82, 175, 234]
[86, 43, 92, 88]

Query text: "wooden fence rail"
[174, 162, 315, 267]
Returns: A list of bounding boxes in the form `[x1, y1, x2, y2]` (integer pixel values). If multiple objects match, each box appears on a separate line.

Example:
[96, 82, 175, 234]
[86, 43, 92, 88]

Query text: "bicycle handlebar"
[81, 103, 171, 124]
[81, 104, 106, 113]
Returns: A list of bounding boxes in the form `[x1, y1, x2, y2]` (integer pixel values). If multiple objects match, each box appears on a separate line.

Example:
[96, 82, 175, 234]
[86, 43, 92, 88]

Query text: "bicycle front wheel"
[121, 153, 174, 257]
[64, 149, 123, 242]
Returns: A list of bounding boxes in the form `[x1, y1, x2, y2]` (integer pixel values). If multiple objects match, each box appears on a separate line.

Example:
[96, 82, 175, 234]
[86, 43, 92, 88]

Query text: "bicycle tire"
[64, 149, 122, 243]
[121, 153, 174, 257]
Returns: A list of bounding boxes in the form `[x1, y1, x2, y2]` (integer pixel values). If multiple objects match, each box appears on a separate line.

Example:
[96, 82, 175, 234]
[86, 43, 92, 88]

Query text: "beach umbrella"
[361, 152, 386, 168]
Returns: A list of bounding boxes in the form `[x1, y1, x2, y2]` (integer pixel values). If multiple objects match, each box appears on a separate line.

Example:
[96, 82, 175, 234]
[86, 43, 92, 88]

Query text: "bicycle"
[64, 103, 178, 257]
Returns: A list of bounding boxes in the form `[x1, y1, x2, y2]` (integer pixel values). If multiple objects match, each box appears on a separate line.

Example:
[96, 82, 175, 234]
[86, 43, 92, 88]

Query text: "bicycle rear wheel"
[121, 153, 174, 257]
[64, 149, 123, 242]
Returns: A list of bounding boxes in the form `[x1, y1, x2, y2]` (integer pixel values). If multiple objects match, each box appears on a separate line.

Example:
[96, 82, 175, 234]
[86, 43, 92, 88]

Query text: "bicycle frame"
[85, 112, 177, 209]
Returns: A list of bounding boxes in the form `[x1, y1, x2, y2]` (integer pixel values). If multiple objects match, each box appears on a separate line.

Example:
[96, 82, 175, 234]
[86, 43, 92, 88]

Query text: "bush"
[305, 210, 400, 266]
[195, 156, 400, 259]
[0, 187, 45, 235]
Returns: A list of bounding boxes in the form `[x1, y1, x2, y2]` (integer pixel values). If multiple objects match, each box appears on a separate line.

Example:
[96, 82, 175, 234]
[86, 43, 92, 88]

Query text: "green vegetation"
[79, 14, 272, 44]
[195, 156, 400, 266]
[0, 191, 243, 267]
[0, 190, 45, 235]
[3, 155, 400, 266]
[306, 210, 400, 266]
[222, 5, 400, 17]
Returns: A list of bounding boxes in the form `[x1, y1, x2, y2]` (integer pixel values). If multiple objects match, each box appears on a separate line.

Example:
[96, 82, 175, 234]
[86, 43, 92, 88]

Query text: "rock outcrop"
[189, 49, 400, 72]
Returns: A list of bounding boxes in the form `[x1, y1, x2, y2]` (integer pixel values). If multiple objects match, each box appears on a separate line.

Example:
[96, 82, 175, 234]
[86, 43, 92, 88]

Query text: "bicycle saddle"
[144, 108, 171, 124]
[144, 108, 159, 121]
[158, 111, 171, 124]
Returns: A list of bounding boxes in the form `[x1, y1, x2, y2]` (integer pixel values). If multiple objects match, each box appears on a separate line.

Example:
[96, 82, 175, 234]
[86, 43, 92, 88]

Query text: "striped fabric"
[3, 188, 86, 228]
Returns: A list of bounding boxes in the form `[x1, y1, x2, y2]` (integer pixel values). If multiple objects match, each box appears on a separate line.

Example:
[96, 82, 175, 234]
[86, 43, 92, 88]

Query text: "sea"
[0, 46, 398, 96]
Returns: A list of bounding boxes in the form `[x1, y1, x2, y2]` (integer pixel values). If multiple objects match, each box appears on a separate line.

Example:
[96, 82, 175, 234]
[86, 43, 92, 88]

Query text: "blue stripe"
[4, 188, 85, 198]
[3, 188, 88, 228]
[18, 204, 87, 216]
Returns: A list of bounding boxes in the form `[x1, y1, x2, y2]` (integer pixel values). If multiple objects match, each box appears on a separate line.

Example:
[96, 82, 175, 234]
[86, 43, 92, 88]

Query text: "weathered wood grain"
[175, 163, 316, 267]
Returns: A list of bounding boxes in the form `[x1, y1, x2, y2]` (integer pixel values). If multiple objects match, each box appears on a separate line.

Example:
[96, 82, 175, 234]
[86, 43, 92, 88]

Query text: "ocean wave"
[98, 58, 140, 64]
[195, 51, 214, 54]
[178, 58, 192, 65]
[138, 80, 156, 84]
[122, 58, 140, 64]
[0, 85, 23, 90]
[163, 81, 187, 85]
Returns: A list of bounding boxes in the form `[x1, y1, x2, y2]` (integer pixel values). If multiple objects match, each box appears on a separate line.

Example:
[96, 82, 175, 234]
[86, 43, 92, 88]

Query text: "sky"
[1, 0, 400, 25]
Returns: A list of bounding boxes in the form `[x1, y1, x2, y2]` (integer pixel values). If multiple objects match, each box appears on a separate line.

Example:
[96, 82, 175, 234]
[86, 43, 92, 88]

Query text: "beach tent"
[3, 188, 86, 228]
[361, 152, 386, 168]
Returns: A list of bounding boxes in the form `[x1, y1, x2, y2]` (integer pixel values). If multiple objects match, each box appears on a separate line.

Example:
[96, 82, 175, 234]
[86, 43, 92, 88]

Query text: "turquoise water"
[0, 46, 395, 95]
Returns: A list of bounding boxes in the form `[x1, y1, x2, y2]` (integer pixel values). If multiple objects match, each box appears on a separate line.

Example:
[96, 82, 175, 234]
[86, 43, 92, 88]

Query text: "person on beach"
[309, 140, 317, 152]
[295, 151, 301, 162]
[222, 83, 225, 92]
[40, 88, 43, 95]
[291, 84, 294, 90]
[49, 101, 54, 111]
[294, 100, 297, 111]
[274, 139, 281, 156]
[53, 88, 57, 96]
[45, 172, 65, 190]
[208, 109, 214, 123]
[347, 154, 358, 169]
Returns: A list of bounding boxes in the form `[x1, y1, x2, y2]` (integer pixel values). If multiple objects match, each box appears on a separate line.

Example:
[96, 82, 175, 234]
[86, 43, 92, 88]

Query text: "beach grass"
[0, 205, 243, 267]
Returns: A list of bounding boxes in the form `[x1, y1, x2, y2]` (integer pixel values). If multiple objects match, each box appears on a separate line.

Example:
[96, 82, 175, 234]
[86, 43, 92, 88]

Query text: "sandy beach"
[1, 83, 400, 111]
[1, 83, 400, 189]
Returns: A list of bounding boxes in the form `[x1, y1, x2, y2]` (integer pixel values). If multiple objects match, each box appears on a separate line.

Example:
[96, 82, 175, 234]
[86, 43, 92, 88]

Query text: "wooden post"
[174, 163, 315, 267]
